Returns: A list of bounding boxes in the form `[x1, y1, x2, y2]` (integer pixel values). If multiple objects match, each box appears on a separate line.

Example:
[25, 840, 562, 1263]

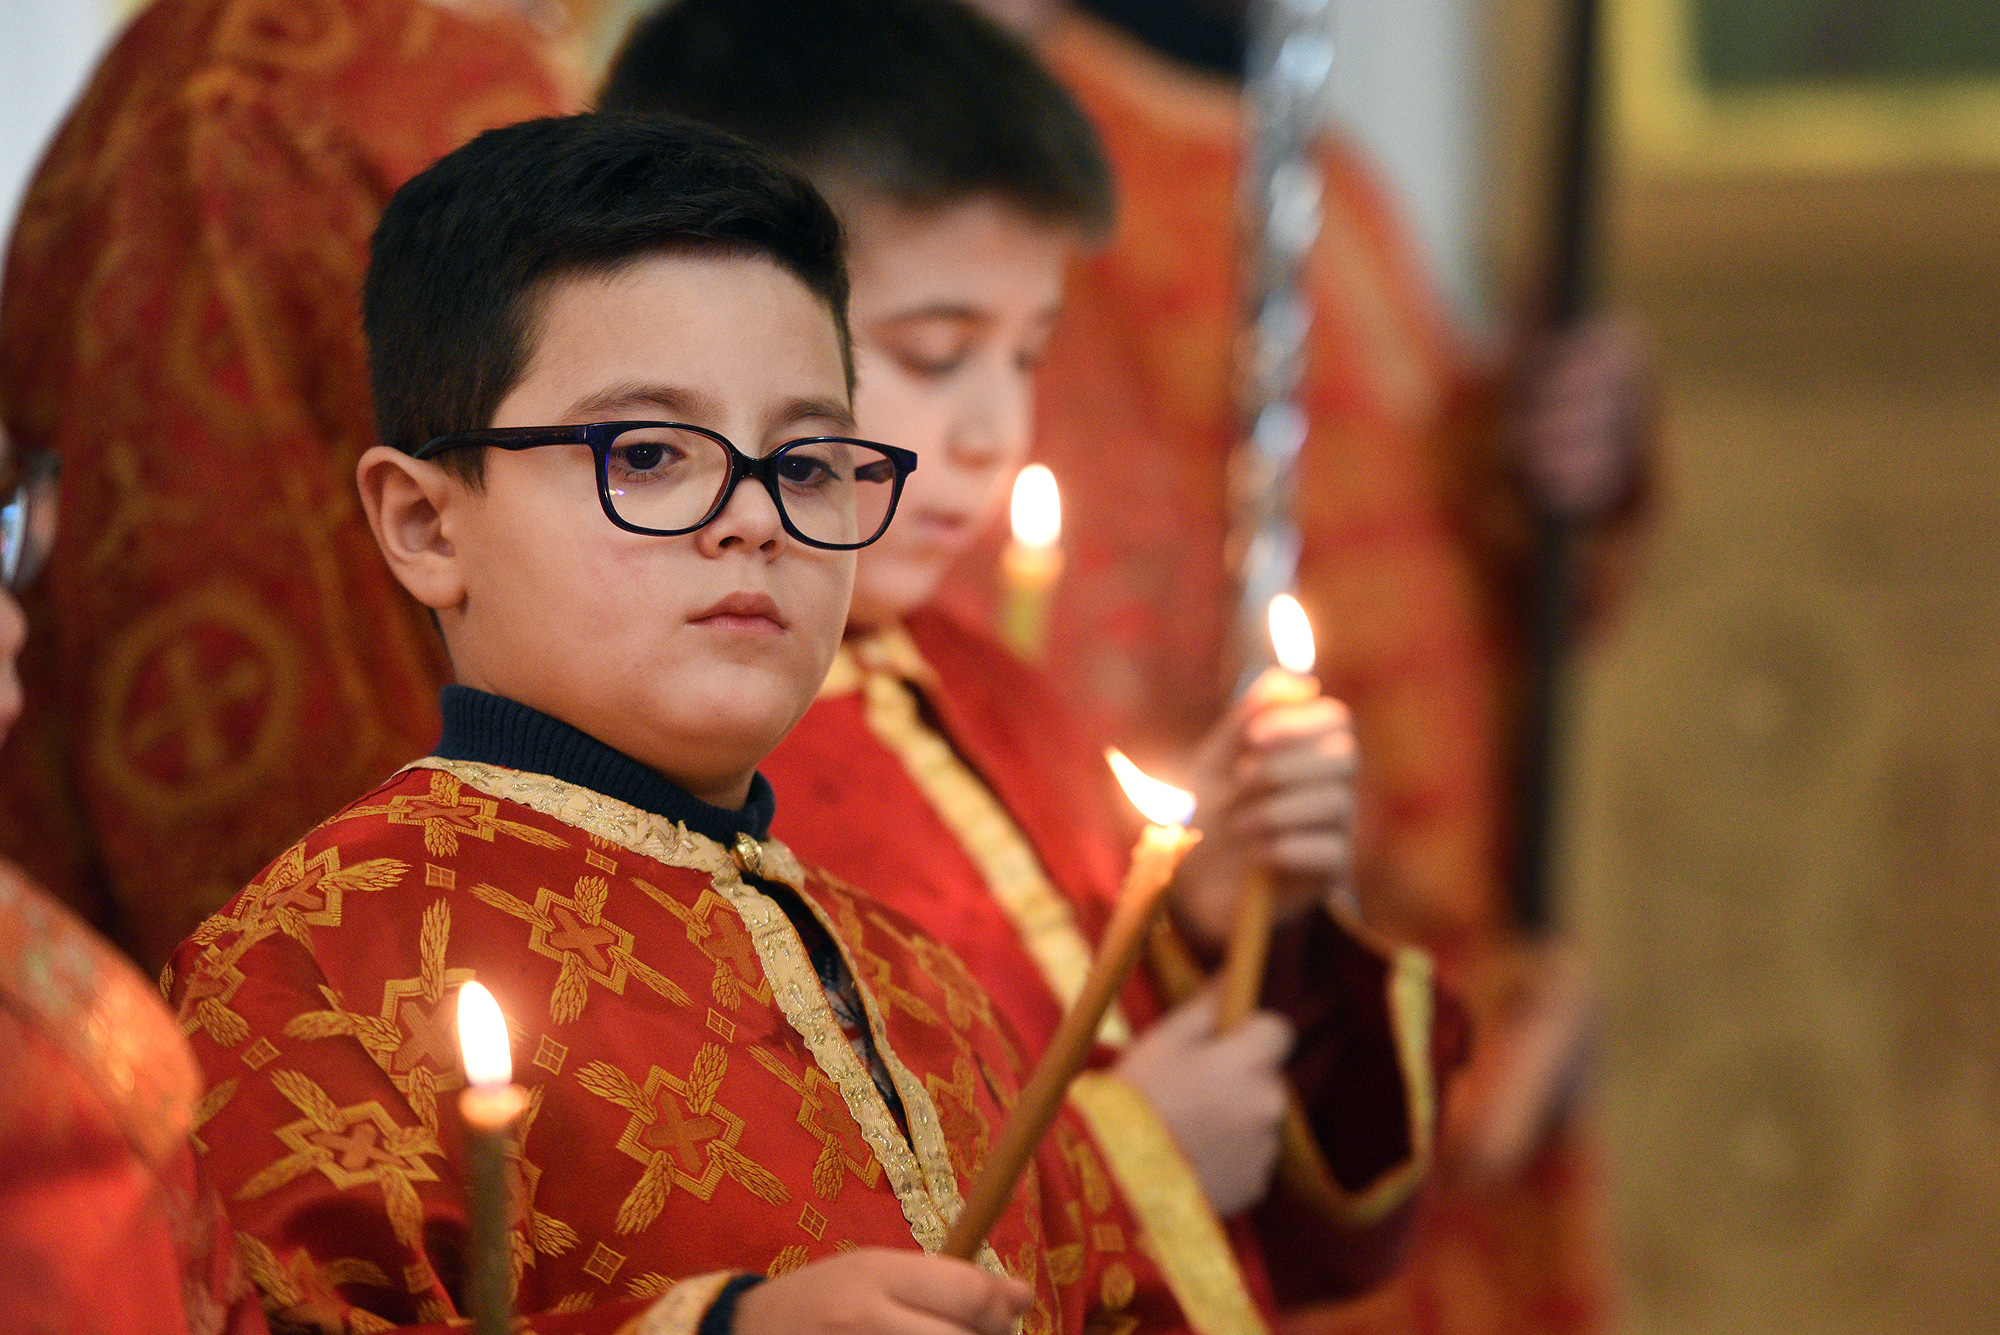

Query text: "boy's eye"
[775, 450, 839, 490]
[616, 442, 665, 472]
[605, 428, 717, 491]
[896, 350, 968, 379]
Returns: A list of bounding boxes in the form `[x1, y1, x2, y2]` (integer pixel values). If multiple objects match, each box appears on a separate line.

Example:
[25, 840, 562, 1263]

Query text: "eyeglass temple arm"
[412, 426, 595, 459]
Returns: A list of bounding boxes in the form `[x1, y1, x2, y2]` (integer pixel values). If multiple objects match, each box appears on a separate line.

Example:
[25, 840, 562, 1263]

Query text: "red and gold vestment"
[0, 858, 266, 1334]
[0, 0, 564, 969]
[168, 758, 1268, 1335]
[764, 610, 1456, 1309]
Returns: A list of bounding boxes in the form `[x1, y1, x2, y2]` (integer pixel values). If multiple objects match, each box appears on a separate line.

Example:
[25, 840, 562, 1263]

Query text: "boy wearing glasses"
[165, 114, 1263, 1335]
[603, 0, 1455, 1313]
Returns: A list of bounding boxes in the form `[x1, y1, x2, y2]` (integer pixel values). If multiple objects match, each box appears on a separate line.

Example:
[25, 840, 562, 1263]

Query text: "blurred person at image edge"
[0, 0, 569, 971]
[0, 431, 267, 1334]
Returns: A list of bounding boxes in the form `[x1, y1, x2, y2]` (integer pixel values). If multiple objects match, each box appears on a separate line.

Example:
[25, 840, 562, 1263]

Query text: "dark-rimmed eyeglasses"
[0, 448, 58, 593]
[412, 421, 917, 552]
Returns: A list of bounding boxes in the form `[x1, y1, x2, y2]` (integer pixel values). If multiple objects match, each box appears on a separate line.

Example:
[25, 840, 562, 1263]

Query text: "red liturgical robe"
[764, 610, 1456, 1309]
[929, 16, 1618, 1335]
[0, 0, 564, 969]
[0, 859, 267, 1335]
[167, 760, 1268, 1335]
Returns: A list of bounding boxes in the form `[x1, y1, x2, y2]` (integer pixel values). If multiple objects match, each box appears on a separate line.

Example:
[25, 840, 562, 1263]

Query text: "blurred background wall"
[1576, 160, 2000, 1335]
[0, 1, 1994, 1331]
[0, 2, 117, 240]
[1557, 3, 2000, 1333]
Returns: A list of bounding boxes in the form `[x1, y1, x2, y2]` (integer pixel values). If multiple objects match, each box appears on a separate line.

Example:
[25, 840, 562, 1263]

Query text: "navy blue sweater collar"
[434, 685, 775, 846]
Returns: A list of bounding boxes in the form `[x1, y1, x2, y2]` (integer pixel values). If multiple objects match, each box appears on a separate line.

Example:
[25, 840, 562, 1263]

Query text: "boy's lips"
[690, 592, 787, 633]
[901, 509, 975, 547]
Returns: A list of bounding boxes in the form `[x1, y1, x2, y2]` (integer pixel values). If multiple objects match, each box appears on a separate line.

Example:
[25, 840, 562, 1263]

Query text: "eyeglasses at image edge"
[0, 449, 59, 593]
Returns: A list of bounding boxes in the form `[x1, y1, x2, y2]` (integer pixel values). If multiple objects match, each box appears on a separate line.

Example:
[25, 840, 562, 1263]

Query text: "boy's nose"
[697, 475, 786, 554]
[948, 368, 1032, 468]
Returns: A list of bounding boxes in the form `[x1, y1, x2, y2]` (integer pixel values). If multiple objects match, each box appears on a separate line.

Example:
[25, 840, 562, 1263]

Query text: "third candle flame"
[1106, 748, 1196, 827]
[1010, 464, 1062, 550]
[1267, 593, 1316, 676]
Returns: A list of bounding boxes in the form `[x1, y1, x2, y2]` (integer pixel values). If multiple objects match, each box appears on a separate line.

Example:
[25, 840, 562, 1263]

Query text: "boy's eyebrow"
[562, 380, 708, 422]
[564, 380, 855, 439]
[778, 396, 858, 435]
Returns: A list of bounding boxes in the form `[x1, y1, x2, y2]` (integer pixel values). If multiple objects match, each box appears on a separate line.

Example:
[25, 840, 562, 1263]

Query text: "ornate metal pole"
[1227, 0, 1339, 689]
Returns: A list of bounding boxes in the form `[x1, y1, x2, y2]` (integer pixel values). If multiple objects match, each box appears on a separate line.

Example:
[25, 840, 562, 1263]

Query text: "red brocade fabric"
[0, 859, 267, 1335]
[765, 609, 1454, 1309]
[768, 612, 1157, 1062]
[930, 17, 1616, 1335]
[0, 0, 563, 970]
[165, 760, 1205, 1334]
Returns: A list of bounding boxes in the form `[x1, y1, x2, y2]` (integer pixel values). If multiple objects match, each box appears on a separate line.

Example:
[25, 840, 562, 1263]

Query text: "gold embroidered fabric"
[820, 632, 1131, 1047]
[406, 758, 1004, 1277]
[1067, 1072, 1268, 1335]
[615, 1270, 738, 1335]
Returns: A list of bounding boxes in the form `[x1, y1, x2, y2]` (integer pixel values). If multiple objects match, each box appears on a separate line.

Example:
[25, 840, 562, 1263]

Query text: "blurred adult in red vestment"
[936, 4, 1655, 1335]
[0, 432, 266, 1335]
[0, 0, 568, 971]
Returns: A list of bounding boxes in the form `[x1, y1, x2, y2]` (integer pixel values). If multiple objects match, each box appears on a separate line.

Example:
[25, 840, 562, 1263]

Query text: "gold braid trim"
[782, 877, 1005, 1279]
[1149, 913, 1437, 1226]
[1267, 942, 1435, 1225]
[406, 759, 1002, 1276]
[615, 1270, 739, 1335]
[1066, 1072, 1269, 1335]
[826, 631, 1130, 1047]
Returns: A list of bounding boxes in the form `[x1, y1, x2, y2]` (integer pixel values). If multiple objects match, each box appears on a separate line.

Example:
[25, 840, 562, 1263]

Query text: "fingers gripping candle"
[1217, 595, 1320, 1030]
[458, 981, 528, 1335]
[942, 751, 1199, 1259]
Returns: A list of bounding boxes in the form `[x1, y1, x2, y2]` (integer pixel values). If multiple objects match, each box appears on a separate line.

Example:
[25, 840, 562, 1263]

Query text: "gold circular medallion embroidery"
[94, 582, 303, 823]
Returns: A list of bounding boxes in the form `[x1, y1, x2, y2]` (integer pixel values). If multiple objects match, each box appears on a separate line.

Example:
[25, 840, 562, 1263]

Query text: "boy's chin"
[848, 563, 949, 629]
[646, 674, 815, 763]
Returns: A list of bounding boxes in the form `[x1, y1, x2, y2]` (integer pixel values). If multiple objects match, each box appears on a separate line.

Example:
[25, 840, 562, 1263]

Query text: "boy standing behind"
[169, 114, 1262, 1335]
[602, 0, 1453, 1310]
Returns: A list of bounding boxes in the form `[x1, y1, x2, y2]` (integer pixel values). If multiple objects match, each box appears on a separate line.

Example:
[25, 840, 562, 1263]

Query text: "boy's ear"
[356, 446, 467, 613]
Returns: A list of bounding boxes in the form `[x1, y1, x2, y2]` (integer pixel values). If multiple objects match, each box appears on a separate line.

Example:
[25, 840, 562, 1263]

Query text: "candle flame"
[1267, 593, 1316, 675]
[1010, 464, 1062, 549]
[457, 981, 512, 1090]
[1106, 748, 1196, 827]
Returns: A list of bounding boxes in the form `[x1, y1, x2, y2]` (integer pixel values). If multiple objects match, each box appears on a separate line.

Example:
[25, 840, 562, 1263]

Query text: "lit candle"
[943, 751, 1199, 1259]
[1216, 594, 1320, 1030]
[1000, 464, 1062, 660]
[457, 981, 528, 1335]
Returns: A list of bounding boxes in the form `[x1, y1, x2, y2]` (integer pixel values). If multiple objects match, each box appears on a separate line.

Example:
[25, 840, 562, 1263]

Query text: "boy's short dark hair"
[600, 0, 1114, 237]
[364, 112, 851, 482]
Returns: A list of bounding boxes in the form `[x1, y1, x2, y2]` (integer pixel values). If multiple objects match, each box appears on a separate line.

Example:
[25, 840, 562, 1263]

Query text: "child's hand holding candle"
[1217, 594, 1319, 1027]
[1168, 594, 1357, 1016]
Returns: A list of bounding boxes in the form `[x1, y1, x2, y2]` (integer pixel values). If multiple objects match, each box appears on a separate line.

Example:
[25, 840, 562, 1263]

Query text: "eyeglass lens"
[601, 426, 898, 547]
[0, 462, 56, 592]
